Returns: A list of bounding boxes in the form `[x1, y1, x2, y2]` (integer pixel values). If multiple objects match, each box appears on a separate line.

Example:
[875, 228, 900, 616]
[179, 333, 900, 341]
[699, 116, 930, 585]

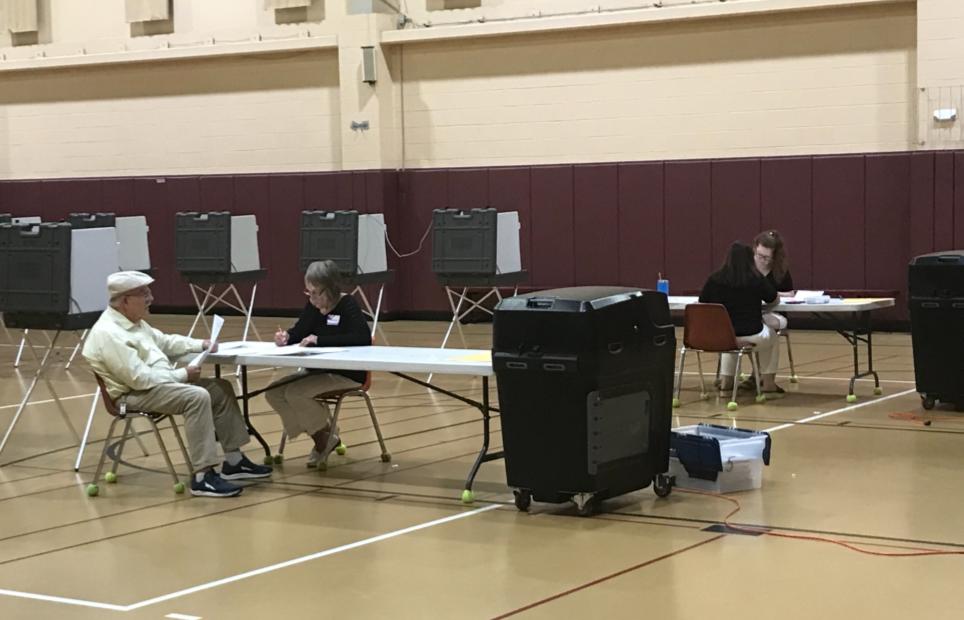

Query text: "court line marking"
[763, 388, 917, 433]
[165, 614, 201, 620]
[0, 504, 499, 613]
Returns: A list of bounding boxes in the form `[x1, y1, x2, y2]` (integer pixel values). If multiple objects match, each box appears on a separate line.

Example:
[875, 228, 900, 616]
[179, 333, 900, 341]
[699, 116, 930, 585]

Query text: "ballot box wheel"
[513, 489, 532, 512]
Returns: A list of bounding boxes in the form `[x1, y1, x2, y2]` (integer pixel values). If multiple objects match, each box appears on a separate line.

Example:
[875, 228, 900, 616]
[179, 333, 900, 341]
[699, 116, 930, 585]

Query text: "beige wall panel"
[401, 4, 916, 167]
[0, 52, 340, 179]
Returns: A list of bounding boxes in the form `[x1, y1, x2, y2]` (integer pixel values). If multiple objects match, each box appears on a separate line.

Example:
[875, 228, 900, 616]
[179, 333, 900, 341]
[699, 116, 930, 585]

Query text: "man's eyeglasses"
[304, 289, 329, 300]
[754, 253, 774, 262]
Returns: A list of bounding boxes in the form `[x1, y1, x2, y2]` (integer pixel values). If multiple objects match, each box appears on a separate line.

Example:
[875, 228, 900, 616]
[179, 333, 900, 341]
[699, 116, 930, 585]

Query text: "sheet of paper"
[215, 342, 346, 357]
[792, 290, 824, 301]
[188, 315, 225, 367]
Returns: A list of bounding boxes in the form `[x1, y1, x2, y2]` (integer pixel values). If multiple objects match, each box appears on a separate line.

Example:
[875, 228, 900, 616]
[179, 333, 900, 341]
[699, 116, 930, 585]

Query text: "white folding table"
[207, 344, 499, 503]
[668, 296, 896, 400]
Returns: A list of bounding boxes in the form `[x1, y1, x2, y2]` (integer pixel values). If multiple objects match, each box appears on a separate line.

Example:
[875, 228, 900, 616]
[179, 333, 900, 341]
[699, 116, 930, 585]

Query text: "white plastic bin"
[669, 424, 771, 493]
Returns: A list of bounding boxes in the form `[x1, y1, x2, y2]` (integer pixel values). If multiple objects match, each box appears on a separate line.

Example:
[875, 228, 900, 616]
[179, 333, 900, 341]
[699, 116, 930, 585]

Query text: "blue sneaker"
[191, 470, 243, 497]
[220, 455, 273, 480]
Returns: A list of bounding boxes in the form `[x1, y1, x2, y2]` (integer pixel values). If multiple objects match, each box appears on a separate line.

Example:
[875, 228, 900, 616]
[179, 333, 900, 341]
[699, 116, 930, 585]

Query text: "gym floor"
[0, 316, 961, 620]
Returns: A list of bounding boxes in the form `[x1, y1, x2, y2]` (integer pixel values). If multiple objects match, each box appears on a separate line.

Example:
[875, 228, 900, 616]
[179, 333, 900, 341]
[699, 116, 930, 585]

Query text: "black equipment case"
[492, 286, 676, 514]
[908, 251, 964, 410]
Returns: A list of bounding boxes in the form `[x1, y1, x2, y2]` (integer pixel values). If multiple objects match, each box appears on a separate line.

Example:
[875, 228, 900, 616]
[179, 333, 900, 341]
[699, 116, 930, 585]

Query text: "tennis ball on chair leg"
[846, 394, 858, 403]
[104, 471, 117, 484]
[335, 443, 347, 456]
[86, 484, 99, 497]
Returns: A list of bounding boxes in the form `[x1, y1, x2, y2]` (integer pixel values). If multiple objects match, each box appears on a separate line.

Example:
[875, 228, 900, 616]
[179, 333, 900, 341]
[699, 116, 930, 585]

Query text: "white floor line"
[165, 614, 201, 620]
[763, 388, 918, 434]
[0, 504, 500, 613]
[0, 588, 127, 612]
[0, 392, 95, 411]
[124, 504, 500, 611]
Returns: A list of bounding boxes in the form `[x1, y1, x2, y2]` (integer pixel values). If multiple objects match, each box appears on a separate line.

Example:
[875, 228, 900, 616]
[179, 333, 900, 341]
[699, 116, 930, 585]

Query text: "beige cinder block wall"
[0, 0, 950, 179]
[917, 0, 964, 148]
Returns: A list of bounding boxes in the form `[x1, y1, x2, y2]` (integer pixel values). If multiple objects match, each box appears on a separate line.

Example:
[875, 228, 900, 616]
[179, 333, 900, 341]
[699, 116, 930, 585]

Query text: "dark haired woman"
[266, 260, 372, 467]
[699, 243, 783, 395]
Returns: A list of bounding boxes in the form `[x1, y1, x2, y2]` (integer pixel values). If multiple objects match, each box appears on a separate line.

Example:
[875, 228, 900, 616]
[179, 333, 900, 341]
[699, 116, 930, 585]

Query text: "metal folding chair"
[276, 372, 391, 470]
[86, 373, 193, 496]
[673, 303, 765, 411]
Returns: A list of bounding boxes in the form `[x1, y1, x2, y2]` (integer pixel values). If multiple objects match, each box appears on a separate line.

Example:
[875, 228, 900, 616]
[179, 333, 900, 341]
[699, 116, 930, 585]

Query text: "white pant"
[720, 324, 780, 377]
[763, 312, 788, 331]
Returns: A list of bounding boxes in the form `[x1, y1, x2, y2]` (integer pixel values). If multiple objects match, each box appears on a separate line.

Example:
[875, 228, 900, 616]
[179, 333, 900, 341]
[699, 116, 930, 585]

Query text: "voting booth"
[0, 220, 119, 461]
[431, 208, 526, 351]
[300, 210, 393, 343]
[175, 211, 265, 342]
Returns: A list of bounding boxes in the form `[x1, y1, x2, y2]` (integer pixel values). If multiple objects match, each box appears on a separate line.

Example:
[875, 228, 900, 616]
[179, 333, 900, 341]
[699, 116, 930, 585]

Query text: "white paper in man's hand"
[188, 314, 225, 367]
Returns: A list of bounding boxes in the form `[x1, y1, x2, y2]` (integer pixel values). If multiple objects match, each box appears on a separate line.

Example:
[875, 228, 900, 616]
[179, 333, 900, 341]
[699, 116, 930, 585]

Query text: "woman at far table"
[266, 260, 371, 467]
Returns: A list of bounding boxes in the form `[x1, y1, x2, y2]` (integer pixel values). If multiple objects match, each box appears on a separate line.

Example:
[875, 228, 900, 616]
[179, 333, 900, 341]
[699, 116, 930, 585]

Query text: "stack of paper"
[792, 290, 830, 304]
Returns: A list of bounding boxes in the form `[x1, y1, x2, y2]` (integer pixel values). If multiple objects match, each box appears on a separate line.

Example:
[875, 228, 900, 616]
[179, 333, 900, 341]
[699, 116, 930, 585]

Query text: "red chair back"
[92, 373, 122, 418]
[683, 304, 740, 352]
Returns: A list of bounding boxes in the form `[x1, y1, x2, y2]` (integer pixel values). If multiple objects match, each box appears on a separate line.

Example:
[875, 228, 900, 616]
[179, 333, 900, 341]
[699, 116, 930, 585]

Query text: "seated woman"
[266, 260, 372, 467]
[752, 229, 794, 331]
[699, 242, 784, 396]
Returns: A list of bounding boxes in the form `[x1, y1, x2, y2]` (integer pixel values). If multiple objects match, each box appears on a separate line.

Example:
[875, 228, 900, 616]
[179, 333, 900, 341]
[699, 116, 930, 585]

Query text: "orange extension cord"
[677, 488, 964, 558]
[888, 411, 964, 425]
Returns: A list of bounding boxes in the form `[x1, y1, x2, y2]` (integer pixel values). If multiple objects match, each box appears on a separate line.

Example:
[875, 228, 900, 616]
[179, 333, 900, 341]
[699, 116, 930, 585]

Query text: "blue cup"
[656, 279, 669, 295]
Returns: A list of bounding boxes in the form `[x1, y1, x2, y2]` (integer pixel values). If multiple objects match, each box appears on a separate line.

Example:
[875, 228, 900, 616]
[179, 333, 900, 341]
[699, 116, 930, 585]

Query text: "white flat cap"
[107, 271, 155, 299]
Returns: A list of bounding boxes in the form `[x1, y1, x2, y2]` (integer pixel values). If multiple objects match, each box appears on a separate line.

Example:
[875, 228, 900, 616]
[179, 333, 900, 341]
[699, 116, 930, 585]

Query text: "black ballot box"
[492, 286, 676, 513]
[909, 251, 964, 410]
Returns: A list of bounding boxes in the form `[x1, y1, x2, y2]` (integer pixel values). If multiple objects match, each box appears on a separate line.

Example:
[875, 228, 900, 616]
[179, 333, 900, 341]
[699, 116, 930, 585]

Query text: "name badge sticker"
[326, 314, 341, 326]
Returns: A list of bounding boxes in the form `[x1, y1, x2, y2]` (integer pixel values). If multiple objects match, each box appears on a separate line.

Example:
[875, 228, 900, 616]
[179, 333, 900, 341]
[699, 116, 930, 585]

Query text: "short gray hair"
[305, 260, 343, 297]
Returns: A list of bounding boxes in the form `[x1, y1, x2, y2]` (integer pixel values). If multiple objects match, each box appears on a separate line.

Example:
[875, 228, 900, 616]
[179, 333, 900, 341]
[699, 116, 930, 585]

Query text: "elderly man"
[83, 271, 271, 497]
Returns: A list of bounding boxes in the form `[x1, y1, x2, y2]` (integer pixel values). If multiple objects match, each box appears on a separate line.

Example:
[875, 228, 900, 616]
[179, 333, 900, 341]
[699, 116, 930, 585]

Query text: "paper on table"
[792, 290, 824, 301]
[188, 315, 225, 367]
[216, 342, 346, 357]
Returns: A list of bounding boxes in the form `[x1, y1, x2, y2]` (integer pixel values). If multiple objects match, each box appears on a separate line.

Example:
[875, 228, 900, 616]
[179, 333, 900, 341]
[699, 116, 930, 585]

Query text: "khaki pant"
[124, 378, 250, 472]
[265, 370, 360, 439]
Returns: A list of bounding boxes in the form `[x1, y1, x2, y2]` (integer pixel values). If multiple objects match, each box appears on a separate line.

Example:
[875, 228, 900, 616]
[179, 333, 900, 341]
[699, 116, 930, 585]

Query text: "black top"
[767, 270, 794, 293]
[284, 295, 371, 383]
[699, 275, 778, 337]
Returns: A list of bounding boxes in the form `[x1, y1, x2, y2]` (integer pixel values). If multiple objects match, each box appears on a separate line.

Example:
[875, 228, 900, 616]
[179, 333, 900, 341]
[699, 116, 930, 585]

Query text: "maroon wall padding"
[399, 169, 449, 312]
[956, 153, 964, 248]
[530, 165, 575, 288]
[710, 159, 761, 265]
[934, 152, 955, 251]
[266, 175, 306, 310]
[812, 156, 865, 289]
[616, 162, 663, 288]
[664, 161, 712, 293]
[574, 164, 619, 286]
[865, 154, 910, 300]
[447, 168, 489, 210]
[761, 157, 813, 289]
[909, 152, 935, 258]
[488, 167, 532, 286]
[6, 149, 964, 321]
[232, 175, 270, 308]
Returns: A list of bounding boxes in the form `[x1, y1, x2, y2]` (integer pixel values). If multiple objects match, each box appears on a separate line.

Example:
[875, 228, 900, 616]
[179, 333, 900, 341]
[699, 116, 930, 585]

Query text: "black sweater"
[767, 270, 794, 293]
[699, 275, 778, 337]
[285, 295, 371, 383]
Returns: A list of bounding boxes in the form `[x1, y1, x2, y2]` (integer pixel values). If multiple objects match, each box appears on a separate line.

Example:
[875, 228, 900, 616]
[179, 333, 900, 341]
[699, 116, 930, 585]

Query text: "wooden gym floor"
[0, 316, 962, 620]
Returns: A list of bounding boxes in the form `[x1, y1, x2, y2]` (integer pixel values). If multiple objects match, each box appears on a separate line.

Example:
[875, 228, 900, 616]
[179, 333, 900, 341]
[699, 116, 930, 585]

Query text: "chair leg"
[277, 432, 288, 457]
[728, 352, 743, 410]
[695, 351, 707, 399]
[148, 418, 184, 492]
[752, 352, 765, 403]
[167, 416, 193, 474]
[673, 347, 687, 407]
[781, 330, 798, 383]
[111, 418, 134, 475]
[361, 391, 391, 462]
[90, 416, 122, 487]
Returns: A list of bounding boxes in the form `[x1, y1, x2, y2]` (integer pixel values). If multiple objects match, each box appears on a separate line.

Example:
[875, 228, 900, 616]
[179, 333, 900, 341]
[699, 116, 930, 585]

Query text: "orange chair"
[86, 373, 193, 496]
[672, 304, 765, 411]
[276, 372, 390, 470]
